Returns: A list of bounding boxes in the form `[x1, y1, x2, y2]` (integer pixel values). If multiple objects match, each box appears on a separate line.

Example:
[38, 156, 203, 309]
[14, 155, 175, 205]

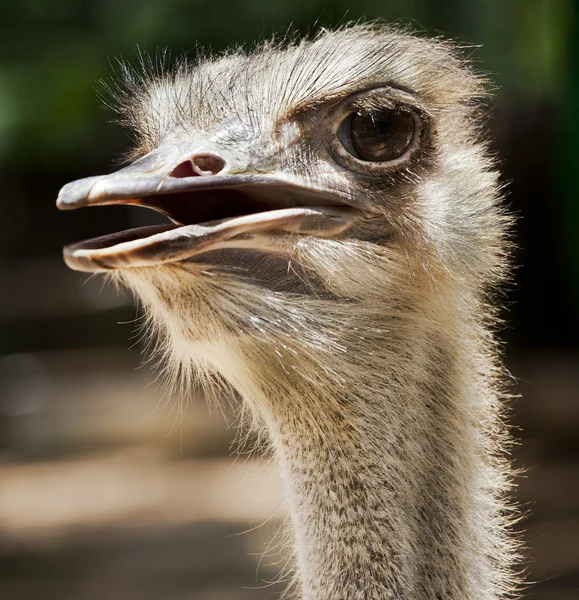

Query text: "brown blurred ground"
[0, 343, 289, 600]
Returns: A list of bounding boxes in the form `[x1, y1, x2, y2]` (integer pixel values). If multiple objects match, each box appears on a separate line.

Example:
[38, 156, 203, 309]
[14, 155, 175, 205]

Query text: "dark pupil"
[349, 109, 415, 162]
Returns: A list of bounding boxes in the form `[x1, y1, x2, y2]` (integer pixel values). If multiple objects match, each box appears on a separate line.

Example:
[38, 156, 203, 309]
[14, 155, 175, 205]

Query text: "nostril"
[169, 154, 226, 178]
[170, 160, 197, 179]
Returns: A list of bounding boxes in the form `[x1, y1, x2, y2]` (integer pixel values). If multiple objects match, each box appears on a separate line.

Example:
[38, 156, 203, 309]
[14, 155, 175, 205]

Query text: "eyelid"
[348, 97, 395, 115]
[331, 86, 425, 123]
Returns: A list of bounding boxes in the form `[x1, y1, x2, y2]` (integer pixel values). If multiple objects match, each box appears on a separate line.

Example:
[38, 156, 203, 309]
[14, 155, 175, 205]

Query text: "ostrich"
[57, 26, 521, 600]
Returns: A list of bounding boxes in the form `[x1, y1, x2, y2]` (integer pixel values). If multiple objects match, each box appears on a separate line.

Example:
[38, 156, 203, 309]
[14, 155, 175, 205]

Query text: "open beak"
[57, 146, 364, 273]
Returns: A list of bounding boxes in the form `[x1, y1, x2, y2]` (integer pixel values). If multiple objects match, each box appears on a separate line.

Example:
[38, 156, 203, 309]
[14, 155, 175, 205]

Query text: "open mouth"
[57, 172, 363, 273]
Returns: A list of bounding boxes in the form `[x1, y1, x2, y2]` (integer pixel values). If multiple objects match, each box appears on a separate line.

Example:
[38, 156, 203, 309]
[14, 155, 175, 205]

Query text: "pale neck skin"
[232, 292, 510, 600]
[268, 389, 473, 600]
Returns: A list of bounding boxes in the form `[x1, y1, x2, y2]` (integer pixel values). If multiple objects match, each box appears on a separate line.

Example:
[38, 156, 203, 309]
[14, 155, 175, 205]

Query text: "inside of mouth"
[133, 181, 348, 227]
[140, 189, 276, 226]
[138, 189, 306, 225]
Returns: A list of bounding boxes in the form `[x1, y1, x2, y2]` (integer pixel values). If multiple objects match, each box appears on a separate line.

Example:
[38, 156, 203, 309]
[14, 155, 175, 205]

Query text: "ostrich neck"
[240, 295, 508, 600]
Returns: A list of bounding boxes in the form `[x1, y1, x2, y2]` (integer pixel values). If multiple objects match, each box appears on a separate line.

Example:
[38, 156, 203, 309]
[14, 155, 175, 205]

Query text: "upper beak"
[56, 144, 361, 213]
[56, 145, 369, 273]
[57, 145, 253, 211]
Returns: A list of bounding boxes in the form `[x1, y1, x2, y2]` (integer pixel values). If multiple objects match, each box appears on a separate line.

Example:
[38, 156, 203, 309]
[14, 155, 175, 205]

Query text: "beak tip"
[56, 194, 83, 211]
[56, 176, 101, 211]
[63, 245, 110, 273]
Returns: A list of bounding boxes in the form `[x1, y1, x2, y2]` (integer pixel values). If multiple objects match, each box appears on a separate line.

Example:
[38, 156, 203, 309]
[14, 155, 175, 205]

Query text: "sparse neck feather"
[222, 275, 514, 600]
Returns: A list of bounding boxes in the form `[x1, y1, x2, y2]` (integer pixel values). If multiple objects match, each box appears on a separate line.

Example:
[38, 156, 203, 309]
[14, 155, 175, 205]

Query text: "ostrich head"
[58, 25, 517, 600]
[58, 25, 506, 396]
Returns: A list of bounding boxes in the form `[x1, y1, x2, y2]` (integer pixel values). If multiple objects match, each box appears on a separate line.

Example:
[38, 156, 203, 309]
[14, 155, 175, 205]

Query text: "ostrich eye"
[339, 108, 416, 163]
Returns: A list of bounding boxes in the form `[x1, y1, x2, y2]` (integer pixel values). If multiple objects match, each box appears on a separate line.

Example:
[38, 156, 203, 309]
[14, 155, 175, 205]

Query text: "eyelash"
[343, 98, 396, 119]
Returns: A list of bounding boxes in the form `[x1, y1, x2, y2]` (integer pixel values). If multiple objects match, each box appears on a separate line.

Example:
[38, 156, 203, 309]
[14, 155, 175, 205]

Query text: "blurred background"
[0, 1, 578, 598]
